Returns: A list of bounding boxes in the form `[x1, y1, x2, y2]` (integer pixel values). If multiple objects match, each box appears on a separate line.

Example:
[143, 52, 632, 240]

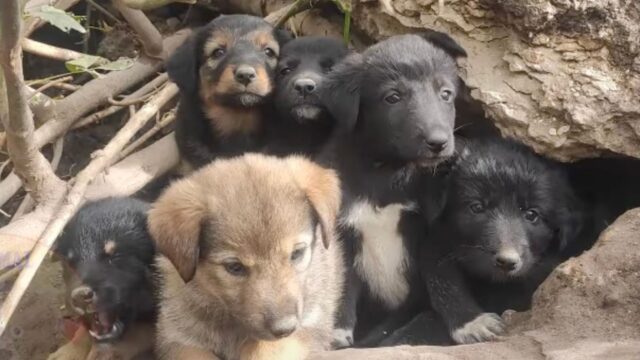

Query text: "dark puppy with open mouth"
[420, 138, 585, 344]
[54, 197, 156, 342]
[266, 36, 348, 156]
[316, 30, 467, 347]
[167, 14, 290, 170]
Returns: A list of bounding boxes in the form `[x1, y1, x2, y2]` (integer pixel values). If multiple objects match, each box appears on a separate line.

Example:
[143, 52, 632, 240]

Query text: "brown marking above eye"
[104, 240, 117, 255]
[248, 30, 279, 57]
[204, 29, 235, 58]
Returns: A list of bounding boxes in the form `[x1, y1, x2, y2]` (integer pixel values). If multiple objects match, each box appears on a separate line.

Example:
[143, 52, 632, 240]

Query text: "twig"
[264, 0, 322, 27]
[22, 39, 85, 62]
[0, 0, 65, 205]
[72, 105, 124, 129]
[86, 0, 123, 25]
[0, 83, 178, 337]
[28, 76, 74, 100]
[112, 0, 164, 58]
[108, 83, 163, 106]
[119, 0, 196, 11]
[51, 82, 80, 92]
[119, 110, 175, 160]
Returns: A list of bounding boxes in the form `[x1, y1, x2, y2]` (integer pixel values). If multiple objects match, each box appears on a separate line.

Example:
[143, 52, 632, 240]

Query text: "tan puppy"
[148, 154, 344, 360]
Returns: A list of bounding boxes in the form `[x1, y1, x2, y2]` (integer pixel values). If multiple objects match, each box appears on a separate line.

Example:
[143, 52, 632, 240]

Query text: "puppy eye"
[264, 48, 277, 58]
[280, 67, 292, 76]
[385, 91, 401, 104]
[212, 48, 226, 59]
[469, 202, 484, 214]
[523, 209, 539, 223]
[291, 246, 306, 263]
[441, 89, 453, 102]
[223, 261, 247, 276]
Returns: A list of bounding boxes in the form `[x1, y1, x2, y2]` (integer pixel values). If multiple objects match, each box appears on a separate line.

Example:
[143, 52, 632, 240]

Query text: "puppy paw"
[451, 313, 505, 344]
[331, 328, 354, 349]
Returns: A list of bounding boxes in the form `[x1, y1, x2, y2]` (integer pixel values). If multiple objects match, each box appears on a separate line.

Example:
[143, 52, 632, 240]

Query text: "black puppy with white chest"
[54, 197, 156, 342]
[421, 138, 584, 344]
[265, 36, 348, 156]
[316, 31, 467, 348]
[167, 15, 290, 170]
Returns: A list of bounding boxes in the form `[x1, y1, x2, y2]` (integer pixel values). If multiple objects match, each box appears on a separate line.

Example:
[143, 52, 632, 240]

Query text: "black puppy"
[54, 197, 156, 341]
[316, 31, 467, 348]
[421, 138, 584, 344]
[167, 15, 290, 170]
[265, 36, 348, 156]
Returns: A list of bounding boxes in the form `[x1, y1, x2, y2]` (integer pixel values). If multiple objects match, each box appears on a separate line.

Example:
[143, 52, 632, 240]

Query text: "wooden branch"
[0, 0, 65, 205]
[264, 0, 323, 27]
[28, 75, 74, 100]
[119, 0, 196, 10]
[113, 0, 164, 58]
[119, 110, 175, 160]
[22, 38, 85, 62]
[0, 83, 178, 337]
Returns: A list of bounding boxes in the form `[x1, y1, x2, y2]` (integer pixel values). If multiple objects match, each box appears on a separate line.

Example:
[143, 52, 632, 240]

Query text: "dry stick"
[51, 82, 80, 92]
[86, 0, 123, 25]
[264, 0, 322, 27]
[12, 138, 65, 221]
[0, 83, 179, 337]
[21, 38, 85, 62]
[119, 110, 175, 160]
[112, 0, 164, 58]
[28, 76, 74, 100]
[0, 0, 65, 205]
[73, 72, 169, 129]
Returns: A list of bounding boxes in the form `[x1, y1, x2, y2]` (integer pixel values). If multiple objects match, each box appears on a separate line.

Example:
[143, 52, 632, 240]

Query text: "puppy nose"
[494, 252, 520, 272]
[294, 78, 316, 96]
[234, 65, 257, 85]
[424, 134, 449, 153]
[267, 315, 298, 338]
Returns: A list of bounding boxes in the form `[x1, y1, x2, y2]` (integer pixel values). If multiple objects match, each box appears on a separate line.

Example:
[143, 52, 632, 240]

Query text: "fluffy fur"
[265, 36, 348, 156]
[420, 138, 585, 344]
[315, 30, 467, 348]
[54, 197, 156, 342]
[167, 15, 291, 170]
[148, 154, 344, 360]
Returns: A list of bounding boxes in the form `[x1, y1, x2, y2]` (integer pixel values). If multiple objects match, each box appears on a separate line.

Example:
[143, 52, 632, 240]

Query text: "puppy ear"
[418, 30, 467, 58]
[166, 32, 200, 94]
[319, 53, 363, 132]
[287, 157, 342, 249]
[274, 28, 293, 46]
[148, 178, 207, 282]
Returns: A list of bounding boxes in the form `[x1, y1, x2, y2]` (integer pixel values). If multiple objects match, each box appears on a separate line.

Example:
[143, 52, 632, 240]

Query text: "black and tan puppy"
[316, 30, 467, 347]
[54, 197, 156, 342]
[265, 36, 349, 156]
[167, 15, 290, 170]
[148, 154, 344, 360]
[421, 138, 585, 344]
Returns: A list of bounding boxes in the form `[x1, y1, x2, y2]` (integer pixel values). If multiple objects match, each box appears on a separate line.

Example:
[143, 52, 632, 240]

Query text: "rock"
[350, 0, 640, 161]
[310, 209, 640, 359]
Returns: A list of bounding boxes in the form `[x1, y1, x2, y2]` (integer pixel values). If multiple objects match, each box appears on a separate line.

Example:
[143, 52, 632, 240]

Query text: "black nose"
[267, 315, 297, 338]
[234, 65, 257, 85]
[494, 254, 519, 271]
[293, 78, 316, 96]
[424, 134, 449, 154]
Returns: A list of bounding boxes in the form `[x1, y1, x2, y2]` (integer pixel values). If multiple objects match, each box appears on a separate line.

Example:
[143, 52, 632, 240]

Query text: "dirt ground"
[0, 260, 65, 359]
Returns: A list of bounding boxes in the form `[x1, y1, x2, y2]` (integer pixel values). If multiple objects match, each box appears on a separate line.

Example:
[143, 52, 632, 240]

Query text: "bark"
[0, 0, 65, 205]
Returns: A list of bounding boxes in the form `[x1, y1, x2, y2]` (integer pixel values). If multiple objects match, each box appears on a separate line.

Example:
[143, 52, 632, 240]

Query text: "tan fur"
[104, 240, 116, 255]
[150, 154, 344, 360]
[201, 99, 262, 137]
[248, 30, 279, 52]
[203, 29, 235, 57]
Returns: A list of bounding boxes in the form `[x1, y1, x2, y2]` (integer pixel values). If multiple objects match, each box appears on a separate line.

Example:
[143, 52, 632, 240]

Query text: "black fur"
[54, 197, 156, 342]
[315, 31, 466, 348]
[265, 36, 348, 156]
[420, 138, 585, 344]
[167, 15, 291, 169]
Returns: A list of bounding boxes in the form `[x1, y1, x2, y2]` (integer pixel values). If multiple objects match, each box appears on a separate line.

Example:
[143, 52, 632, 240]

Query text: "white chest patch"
[343, 200, 415, 310]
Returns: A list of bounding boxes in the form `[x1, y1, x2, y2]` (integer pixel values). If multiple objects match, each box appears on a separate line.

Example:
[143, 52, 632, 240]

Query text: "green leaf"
[65, 55, 104, 73]
[30, 5, 86, 34]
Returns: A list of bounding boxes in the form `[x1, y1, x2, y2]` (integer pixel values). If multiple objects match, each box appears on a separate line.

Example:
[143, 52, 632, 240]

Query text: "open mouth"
[290, 104, 323, 120]
[86, 311, 125, 341]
